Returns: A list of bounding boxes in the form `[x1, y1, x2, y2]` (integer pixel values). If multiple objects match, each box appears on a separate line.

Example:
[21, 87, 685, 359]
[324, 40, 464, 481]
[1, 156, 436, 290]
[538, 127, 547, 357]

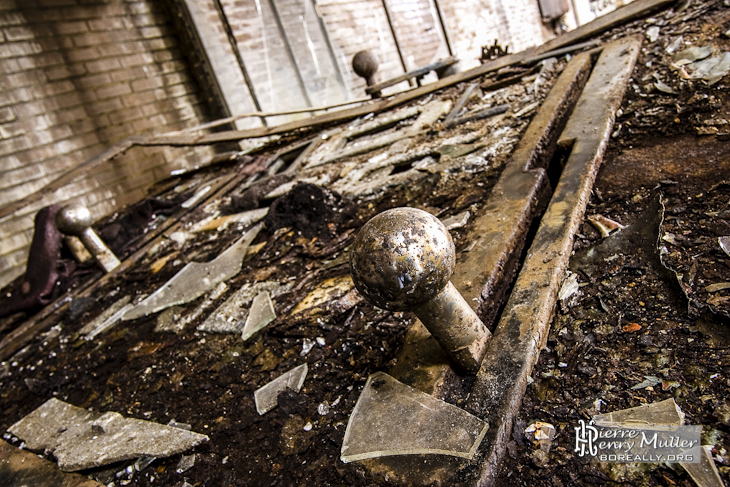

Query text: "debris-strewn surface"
[2, 2, 729, 486]
[0, 38, 565, 486]
[495, 2, 730, 485]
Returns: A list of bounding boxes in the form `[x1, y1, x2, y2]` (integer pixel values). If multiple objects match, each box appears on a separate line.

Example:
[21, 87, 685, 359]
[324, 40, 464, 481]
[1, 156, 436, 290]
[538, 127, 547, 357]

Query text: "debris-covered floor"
[497, 2, 730, 485]
[0, 30, 556, 487]
[1, 1, 730, 486]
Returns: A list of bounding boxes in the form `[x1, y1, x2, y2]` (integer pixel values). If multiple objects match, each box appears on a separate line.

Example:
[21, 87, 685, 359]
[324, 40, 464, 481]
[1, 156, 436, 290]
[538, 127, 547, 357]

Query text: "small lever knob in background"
[352, 50, 379, 87]
[350, 207, 490, 373]
[55, 204, 120, 273]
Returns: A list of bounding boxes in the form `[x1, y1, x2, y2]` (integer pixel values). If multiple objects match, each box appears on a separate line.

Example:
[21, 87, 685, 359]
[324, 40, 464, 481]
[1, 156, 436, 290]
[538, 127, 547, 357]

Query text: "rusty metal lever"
[56, 204, 120, 273]
[350, 207, 490, 372]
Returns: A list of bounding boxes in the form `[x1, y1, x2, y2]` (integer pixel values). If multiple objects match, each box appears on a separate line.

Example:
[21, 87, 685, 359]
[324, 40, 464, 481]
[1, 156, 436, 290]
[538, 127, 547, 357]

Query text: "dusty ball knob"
[56, 204, 120, 273]
[350, 207, 490, 373]
[352, 50, 379, 87]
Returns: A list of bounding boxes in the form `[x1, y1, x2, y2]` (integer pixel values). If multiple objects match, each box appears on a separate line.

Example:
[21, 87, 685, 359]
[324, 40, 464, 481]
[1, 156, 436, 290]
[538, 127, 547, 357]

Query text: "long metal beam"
[380, 0, 412, 84]
[466, 35, 643, 487]
[211, 0, 266, 124]
[431, 0, 453, 56]
[267, 0, 313, 107]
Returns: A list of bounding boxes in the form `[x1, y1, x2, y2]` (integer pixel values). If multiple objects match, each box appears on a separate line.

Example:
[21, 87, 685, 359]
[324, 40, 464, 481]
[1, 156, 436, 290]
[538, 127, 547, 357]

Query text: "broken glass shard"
[340, 372, 489, 463]
[241, 291, 276, 342]
[198, 281, 292, 334]
[156, 282, 231, 333]
[122, 223, 263, 321]
[254, 364, 308, 415]
[685, 52, 730, 85]
[593, 398, 684, 427]
[134, 456, 156, 472]
[167, 419, 192, 430]
[7, 398, 208, 472]
[674, 46, 713, 64]
[79, 296, 134, 340]
[719, 236, 730, 257]
[683, 445, 725, 487]
[301, 338, 315, 356]
[630, 375, 663, 390]
[175, 454, 195, 473]
[442, 210, 470, 230]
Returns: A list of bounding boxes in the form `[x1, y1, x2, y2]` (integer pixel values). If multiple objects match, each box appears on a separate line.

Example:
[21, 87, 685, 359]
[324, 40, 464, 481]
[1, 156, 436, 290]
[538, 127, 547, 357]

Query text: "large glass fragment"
[122, 224, 263, 321]
[7, 398, 208, 472]
[254, 364, 308, 415]
[683, 445, 725, 487]
[240, 291, 276, 342]
[198, 281, 292, 334]
[340, 372, 488, 463]
[593, 398, 685, 427]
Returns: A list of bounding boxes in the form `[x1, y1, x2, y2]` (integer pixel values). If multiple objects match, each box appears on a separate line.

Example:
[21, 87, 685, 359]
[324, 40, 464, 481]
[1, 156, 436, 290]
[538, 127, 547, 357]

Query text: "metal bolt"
[350, 207, 490, 373]
[352, 50, 379, 87]
[55, 204, 120, 273]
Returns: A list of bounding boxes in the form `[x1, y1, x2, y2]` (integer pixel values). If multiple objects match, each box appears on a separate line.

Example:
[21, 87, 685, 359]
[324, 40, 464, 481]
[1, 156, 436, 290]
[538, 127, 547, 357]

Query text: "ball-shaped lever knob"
[56, 204, 120, 273]
[352, 50, 379, 87]
[56, 204, 93, 236]
[351, 208, 490, 373]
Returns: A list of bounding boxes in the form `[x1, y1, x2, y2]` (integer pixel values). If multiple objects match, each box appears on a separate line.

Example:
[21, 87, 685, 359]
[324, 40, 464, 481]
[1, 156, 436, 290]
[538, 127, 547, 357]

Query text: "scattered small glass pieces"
[254, 364, 309, 415]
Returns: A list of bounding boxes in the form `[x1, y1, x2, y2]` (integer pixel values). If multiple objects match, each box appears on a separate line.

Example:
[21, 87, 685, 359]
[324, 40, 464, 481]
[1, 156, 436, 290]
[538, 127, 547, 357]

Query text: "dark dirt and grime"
[2, 2, 730, 487]
[494, 2, 730, 485]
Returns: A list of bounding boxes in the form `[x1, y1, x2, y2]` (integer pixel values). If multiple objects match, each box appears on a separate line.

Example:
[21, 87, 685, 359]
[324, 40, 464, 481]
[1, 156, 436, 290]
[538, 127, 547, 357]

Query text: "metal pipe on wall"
[431, 0, 453, 57]
[309, 0, 349, 99]
[211, 0, 267, 126]
[267, 0, 314, 107]
[380, 0, 413, 85]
